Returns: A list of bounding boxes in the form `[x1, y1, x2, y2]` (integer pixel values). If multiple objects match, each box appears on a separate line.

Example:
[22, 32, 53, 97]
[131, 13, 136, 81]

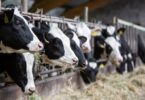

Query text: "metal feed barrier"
[114, 17, 145, 65]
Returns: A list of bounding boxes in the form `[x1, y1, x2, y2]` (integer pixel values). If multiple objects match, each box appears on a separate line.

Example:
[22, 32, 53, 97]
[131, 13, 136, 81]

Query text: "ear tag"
[4, 14, 9, 24]
[91, 31, 101, 36]
[99, 44, 105, 48]
[99, 64, 105, 69]
[118, 31, 123, 36]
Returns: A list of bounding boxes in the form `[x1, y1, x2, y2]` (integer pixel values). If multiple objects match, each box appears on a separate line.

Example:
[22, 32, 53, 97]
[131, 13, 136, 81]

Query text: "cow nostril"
[72, 59, 78, 65]
[38, 42, 44, 49]
[28, 87, 35, 93]
[118, 59, 123, 63]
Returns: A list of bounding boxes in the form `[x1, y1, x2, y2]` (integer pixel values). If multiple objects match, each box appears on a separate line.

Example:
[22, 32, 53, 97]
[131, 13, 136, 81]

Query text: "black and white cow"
[76, 22, 92, 53]
[64, 23, 87, 67]
[64, 23, 100, 83]
[0, 52, 35, 94]
[22, 17, 79, 67]
[0, 7, 43, 53]
[94, 26, 123, 66]
[115, 28, 136, 74]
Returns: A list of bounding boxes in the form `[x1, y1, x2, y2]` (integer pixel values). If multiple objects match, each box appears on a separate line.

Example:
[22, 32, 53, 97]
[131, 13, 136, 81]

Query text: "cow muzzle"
[25, 86, 36, 95]
[27, 41, 44, 52]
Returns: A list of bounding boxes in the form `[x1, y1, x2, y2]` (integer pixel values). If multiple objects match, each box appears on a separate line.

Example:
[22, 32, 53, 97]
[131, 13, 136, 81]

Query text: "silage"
[49, 66, 145, 100]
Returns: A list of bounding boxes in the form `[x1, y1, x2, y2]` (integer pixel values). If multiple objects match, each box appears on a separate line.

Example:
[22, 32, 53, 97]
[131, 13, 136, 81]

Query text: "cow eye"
[106, 44, 112, 54]
[15, 20, 21, 25]
[79, 36, 87, 44]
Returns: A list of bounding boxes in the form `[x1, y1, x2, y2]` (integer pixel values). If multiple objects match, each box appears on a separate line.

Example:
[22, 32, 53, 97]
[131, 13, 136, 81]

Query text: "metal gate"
[114, 17, 145, 65]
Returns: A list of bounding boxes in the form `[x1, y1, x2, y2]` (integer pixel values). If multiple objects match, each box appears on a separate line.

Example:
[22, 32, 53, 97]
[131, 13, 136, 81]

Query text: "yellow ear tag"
[99, 44, 105, 48]
[118, 31, 123, 35]
[4, 14, 9, 24]
[99, 64, 105, 69]
[91, 31, 101, 36]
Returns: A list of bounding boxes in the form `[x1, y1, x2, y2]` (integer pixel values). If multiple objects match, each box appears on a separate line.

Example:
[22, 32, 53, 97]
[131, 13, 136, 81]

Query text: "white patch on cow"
[23, 52, 35, 94]
[107, 26, 115, 35]
[14, 7, 43, 52]
[89, 62, 97, 69]
[105, 37, 123, 65]
[76, 22, 91, 53]
[47, 23, 78, 66]
[124, 55, 127, 59]
[67, 23, 81, 47]
[128, 53, 132, 59]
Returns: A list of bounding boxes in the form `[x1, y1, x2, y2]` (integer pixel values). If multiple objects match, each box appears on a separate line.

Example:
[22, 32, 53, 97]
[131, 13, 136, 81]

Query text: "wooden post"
[84, 6, 88, 23]
[21, 0, 28, 12]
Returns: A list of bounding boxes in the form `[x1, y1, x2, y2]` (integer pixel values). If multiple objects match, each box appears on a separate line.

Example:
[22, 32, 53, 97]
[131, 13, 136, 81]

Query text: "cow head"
[94, 25, 123, 66]
[64, 23, 87, 67]
[27, 20, 78, 67]
[3, 53, 35, 95]
[0, 7, 43, 53]
[46, 22, 78, 67]
[76, 22, 91, 53]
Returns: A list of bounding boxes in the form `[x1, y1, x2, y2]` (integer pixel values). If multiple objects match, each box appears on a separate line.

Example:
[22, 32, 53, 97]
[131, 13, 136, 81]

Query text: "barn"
[0, 0, 145, 100]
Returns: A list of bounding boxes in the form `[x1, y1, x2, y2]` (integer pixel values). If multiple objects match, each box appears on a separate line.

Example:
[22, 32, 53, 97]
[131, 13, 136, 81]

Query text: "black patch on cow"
[0, 53, 27, 91]
[79, 36, 87, 45]
[80, 58, 99, 84]
[32, 27, 65, 59]
[138, 34, 145, 63]
[70, 40, 86, 67]
[64, 29, 86, 67]
[0, 9, 33, 50]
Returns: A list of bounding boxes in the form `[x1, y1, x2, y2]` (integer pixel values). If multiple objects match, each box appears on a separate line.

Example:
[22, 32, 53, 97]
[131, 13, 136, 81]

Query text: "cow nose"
[118, 59, 123, 63]
[28, 87, 36, 93]
[82, 45, 89, 52]
[72, 58, 78, 65]
[38, 42, 44, 50]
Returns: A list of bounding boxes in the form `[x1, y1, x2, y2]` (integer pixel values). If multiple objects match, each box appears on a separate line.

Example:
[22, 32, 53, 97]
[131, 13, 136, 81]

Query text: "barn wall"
[90, 0, 145, 26]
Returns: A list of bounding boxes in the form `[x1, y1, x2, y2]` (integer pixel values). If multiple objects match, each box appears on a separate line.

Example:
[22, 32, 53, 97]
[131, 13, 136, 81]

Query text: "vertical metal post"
[0, 0, 1, 11]
[21, 0, 28, 12]
[84, 6, 88, 23]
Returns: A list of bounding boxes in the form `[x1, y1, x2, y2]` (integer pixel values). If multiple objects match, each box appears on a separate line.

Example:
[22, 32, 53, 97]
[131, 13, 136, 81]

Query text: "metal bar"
[84, 6, 88, 23]
[21, 0, 28, 12]
[1, 7, 105, 28]
[0, 0, 1, 11]
[117, 18, 145, 32]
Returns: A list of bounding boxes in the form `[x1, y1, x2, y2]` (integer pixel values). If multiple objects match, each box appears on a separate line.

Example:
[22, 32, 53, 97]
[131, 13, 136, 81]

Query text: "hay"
[48, 66, 145, 100]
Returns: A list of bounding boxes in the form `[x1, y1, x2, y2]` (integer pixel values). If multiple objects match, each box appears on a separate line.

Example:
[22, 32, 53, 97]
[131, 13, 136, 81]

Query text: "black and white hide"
[0, 7, 43, 53]
[115, 28, 136, 74]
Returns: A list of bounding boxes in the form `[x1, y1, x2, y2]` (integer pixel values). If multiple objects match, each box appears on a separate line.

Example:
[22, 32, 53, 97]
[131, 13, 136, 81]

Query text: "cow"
[115, 28, 136, 74]
[64, 23, 87, 67]
[64, 23, 100, 83]
[0, 52, 35, 95]
[0, 7, 43, 53]
[94, 25, 123, 67]
[38, 22, 78, 67]
[76, 22, 92, 53]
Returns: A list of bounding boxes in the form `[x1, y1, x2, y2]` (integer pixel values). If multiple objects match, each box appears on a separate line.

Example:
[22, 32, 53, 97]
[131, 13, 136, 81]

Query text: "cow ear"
[117, 28, 126, 36]
[3, 9, 14, 24]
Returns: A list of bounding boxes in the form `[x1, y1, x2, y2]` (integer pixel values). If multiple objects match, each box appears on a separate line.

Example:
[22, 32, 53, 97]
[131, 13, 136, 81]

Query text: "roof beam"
[62, 0, 112, 18]
[29, 0, 69, 13]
